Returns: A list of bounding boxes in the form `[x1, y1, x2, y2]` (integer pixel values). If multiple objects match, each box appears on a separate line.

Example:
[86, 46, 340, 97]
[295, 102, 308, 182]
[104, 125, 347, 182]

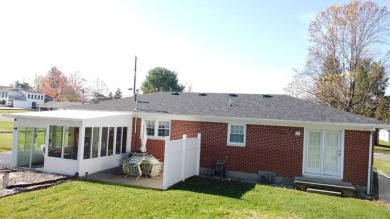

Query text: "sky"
[1, 0, 389, 97]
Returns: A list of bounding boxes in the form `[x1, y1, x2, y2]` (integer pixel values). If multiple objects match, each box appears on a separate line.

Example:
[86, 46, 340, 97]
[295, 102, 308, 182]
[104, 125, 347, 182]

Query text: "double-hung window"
[158, 121, 170, 137]
[144, 120, 170, 138]
[146, 120, 156, 136]
[227, 124, 246, 147]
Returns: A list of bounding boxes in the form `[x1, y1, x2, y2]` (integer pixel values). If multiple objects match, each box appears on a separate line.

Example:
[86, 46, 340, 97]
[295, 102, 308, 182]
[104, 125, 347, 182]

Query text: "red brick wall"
[171, 120, 304, 177]
[130, 117, 372, 186]
[344, 130, 371, 186]
[130, 118, 165, 160]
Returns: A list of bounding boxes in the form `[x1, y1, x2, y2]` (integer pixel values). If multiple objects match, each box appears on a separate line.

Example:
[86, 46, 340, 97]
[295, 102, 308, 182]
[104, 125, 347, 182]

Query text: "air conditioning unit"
[258, 171, 276, 184]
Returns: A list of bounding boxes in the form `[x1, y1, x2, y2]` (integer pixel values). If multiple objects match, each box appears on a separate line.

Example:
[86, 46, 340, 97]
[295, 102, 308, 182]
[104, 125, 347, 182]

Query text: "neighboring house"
[5, 92, 389, 194]
[378, 129, 390, 143]
[38, 101, 84, 111]
[0, 87, 46, 109]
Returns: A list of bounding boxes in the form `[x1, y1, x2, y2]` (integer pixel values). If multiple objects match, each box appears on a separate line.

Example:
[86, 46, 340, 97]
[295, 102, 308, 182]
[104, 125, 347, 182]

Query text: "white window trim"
[144, 119, 171, 139]
[227, 124, 246, 147]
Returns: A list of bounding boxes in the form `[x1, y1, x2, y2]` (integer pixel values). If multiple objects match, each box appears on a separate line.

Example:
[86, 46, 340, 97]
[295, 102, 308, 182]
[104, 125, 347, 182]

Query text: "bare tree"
[33, 74, 45, 92]
[286, 1, 390, 117]
[89, 78, 108, 103]
[62, 71, 86, 102]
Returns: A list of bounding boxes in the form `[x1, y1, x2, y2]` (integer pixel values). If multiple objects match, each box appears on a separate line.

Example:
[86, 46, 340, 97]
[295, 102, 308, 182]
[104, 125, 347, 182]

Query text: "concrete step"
[307, 188, 342, 197]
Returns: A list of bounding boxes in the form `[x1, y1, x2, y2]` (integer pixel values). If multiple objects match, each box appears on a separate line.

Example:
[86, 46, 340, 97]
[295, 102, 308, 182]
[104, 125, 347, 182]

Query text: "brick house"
[6, 92, 387, 193]
[69, 91, 388, 193]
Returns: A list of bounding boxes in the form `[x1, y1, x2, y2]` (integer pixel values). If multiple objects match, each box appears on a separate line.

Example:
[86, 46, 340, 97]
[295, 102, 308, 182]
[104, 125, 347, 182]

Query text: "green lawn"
[374, 159, 390, 176]
[0, 121, 13, 132]
[0, 109, 29, 115]
[379, 140, 390, 147]
[0, 121, 13, 152]
[0, 133, 12, 152]
[0, 178, 389, 218]
[375, 146, 390, 154]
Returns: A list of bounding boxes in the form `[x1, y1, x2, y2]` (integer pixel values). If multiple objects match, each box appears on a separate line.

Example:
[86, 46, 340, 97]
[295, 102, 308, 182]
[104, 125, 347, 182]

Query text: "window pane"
[231, 125, 244, 134]
[63, 127, 78, 160]
[122, 127, 127, 153]
[230, 134, 244, 143]
[49, 125, 63, 158]
[308, 131, 321, 169]
[146, 120, 155, 136]
[108, 127, 114, 156]
[100, 127, 108, 157]
[116, 127, 122, 154]
[17, 126, 28, 167]
[35, 128, 46, 150]
[18, 126, 26, 152]
[229, 125, 245, 144]
[92, 127, 99, 158]
[323, 131, 339, 172]
[84, 127, 91, 159]
[157, 121, 170, 137]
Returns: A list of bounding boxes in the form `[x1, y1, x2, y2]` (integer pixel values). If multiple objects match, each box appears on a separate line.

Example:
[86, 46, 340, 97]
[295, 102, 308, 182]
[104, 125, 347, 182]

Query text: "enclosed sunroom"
[5, 110, 132, 176]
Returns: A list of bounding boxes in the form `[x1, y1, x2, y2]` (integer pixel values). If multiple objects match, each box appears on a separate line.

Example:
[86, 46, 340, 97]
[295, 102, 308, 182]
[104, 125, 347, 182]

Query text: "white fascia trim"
[132, 112, 387, 131]
[4, 112, 133, 122]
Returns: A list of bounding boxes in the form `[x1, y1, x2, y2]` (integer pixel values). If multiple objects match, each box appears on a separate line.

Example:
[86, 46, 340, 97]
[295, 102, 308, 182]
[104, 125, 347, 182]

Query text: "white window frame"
[227, 124, 246, 147]
[144, 119, 171, 139]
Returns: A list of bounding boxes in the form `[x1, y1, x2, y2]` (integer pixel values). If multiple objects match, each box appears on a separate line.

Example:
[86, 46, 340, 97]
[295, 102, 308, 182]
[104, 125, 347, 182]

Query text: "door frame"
[302, 127, 344, 180]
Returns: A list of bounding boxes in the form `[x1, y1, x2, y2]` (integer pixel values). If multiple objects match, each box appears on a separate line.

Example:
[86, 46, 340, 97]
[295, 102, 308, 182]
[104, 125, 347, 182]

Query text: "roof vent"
[171, 92, 180, 95]
[199, 93, 207, 96]
[263, 95, 273, 98]
[229, 93, 238, 97]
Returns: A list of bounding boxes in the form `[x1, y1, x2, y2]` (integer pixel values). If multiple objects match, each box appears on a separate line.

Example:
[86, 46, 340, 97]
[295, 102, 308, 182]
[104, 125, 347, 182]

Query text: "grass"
[0, 133, 12, 152]
[0, 178, 389, 218]
[375, 146, 390, 154]
[379, 140, 390, 147]
[374, 158, 390, 176]
[0, 120, 13, 152]
[0, 109, 29, 115]
[0, 121, 13, 132]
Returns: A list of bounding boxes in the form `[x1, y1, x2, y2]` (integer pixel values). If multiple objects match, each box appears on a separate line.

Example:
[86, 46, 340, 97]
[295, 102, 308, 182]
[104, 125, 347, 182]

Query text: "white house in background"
[379, 129, 390, 143]
[0, 87, 45, 109]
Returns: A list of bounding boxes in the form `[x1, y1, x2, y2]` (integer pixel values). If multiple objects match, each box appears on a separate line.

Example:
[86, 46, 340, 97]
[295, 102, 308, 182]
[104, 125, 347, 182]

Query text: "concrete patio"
[86, 167, 163, 189]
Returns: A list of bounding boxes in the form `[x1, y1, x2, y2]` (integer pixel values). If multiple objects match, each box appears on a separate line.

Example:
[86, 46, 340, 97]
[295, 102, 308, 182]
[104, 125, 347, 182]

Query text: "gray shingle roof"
[39, 101, 83, 109]
[70, 92, 386, 125]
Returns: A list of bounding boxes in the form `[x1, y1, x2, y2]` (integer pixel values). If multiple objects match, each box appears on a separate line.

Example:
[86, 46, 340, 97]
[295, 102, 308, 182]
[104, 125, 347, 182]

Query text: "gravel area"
[0, 169, 67, 198]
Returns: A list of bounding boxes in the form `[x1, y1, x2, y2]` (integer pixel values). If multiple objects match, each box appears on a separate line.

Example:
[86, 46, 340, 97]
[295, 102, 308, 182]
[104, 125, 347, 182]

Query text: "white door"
[17, 126, 46, 169]
[304, 129, 342, 177]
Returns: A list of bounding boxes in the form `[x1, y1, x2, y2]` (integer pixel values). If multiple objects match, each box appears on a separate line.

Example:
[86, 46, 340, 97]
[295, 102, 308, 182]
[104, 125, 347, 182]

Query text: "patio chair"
[123, 153, 146, 179]
[145, 155, 163, 178]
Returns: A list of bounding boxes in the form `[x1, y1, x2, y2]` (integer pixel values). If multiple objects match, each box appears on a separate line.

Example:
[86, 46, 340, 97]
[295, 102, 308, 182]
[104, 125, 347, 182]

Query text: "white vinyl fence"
[162, 133, 201, 190]
[378, 170, 390, 203]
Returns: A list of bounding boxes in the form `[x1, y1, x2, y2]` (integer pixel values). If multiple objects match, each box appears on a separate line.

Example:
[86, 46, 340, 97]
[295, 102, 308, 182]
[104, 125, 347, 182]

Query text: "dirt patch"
[0, 169, 68, 198]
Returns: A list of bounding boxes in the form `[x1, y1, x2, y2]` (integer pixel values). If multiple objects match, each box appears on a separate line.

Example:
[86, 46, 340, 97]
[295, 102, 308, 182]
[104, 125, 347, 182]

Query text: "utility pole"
[133, 56, 137, 96]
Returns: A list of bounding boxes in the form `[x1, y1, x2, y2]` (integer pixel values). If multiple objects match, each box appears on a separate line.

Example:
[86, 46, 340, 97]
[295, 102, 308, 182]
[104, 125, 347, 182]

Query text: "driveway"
[374, 153, 390, 161]
[0, 152, 11, 169]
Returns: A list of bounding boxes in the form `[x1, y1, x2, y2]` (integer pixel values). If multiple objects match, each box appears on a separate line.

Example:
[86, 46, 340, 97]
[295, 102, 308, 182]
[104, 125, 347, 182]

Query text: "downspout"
[367, 130, 373, 194]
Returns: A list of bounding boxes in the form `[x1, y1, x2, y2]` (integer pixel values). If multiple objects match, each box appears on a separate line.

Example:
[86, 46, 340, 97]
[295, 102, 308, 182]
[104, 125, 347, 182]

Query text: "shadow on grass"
[84, 179, 162, 191]
[170, 176, 256, 199]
